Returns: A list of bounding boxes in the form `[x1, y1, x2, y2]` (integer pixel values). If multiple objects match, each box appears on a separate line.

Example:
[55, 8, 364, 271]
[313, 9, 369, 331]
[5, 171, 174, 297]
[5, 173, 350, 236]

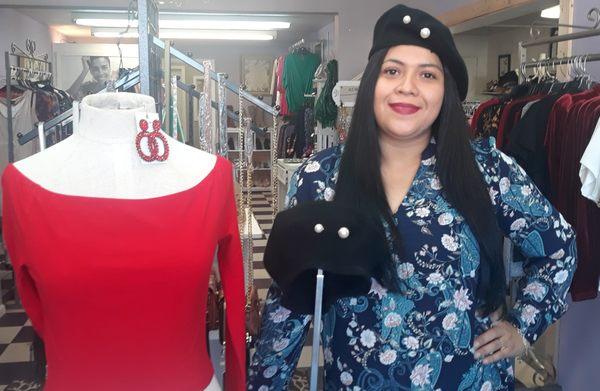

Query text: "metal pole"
[5, 52, 14, 163]
[518, 41, 527, 83]
[310, 269, 324, 391]
[523, 52, 600, 68]
[187, 86, 194, 145]
[163, 40, 172, 136]
[137, 0, 151, 96]
[217, 72, 228, 156]
[152, 37, 276, 116]
[522, 27, 600, 47]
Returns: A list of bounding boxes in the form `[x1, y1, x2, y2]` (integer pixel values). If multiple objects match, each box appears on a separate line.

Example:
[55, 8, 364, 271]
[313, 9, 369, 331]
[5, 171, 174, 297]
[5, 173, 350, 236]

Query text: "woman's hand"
[81, 56, 90, 73]
[473, 310, 527, 365]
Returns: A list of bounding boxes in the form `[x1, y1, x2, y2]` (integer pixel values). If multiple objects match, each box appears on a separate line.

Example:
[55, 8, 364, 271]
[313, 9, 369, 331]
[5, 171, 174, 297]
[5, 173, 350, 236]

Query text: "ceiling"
[11, 6, 335, 45]
[458, 12, 558, 36]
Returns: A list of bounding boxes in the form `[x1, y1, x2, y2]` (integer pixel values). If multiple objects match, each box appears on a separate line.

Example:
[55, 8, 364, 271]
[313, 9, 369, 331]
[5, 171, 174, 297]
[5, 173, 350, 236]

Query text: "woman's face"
[374, 45, 444, 142]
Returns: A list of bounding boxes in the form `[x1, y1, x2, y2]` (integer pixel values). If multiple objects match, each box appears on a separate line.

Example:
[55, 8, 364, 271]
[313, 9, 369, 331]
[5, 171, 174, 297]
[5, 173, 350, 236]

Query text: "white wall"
[453, 26, 551, 101]
[0, 8, 53, 79]
[571, 0, 600, 78]
[487, 27, 552, 78]
[557, 1, 600, 390]
[454, 34, 490, 100]
[558, 297, 600, 391]
[318, 19, 337, 63]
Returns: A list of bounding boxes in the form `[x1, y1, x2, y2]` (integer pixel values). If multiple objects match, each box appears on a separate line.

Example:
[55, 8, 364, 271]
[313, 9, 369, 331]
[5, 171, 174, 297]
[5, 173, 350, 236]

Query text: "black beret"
[264, 201, 390, 314]
[369, 4, 469, 101]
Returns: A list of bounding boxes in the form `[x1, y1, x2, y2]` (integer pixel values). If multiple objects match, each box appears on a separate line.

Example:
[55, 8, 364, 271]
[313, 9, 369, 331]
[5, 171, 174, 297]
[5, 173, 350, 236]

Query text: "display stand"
[309, 269, 325, 391]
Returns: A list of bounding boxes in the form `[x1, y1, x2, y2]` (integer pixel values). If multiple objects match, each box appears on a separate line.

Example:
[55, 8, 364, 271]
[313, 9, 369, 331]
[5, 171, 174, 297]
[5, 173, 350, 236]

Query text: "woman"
[248, 5, 577, 390]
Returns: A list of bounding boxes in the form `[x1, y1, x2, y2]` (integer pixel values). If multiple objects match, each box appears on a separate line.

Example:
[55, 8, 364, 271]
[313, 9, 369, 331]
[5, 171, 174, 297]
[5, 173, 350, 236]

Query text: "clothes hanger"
[562, 56, 579, 93]
[583, 55, 597, 89]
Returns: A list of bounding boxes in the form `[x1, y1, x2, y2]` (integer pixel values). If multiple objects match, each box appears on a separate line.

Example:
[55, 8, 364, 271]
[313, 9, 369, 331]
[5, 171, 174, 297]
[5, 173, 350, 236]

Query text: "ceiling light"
[76, 18, 138, 28]
[74, 13, 290, 30]
[159, 20, 290, 30]
[541, 5, 560, 19]
[159, 29, 276, 40]
[91, 28, 276, 40]
[91, 30, 139, 38]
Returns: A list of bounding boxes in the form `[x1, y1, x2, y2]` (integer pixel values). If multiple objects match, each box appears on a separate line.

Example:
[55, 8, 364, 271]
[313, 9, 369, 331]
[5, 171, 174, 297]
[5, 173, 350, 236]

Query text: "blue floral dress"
[248, 137, 577, 391]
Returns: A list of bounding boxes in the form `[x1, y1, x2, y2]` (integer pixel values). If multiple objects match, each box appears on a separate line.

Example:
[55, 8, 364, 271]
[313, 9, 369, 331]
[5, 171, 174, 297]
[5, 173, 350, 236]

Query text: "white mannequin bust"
[13, 92, 222, 390]
[15, 92, 217, 199]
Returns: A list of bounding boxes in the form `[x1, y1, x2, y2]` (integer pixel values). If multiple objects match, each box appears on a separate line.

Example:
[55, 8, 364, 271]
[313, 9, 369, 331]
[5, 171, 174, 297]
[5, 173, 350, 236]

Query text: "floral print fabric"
[248, 137, 577, 390]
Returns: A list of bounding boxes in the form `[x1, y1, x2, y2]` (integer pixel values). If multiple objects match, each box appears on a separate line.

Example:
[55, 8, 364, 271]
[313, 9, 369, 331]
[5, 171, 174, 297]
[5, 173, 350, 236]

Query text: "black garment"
[293, 107, 307, 158]
[505, 94, 561, 197]
[303, 107, 315, 157]
[277, 123, 296, 158]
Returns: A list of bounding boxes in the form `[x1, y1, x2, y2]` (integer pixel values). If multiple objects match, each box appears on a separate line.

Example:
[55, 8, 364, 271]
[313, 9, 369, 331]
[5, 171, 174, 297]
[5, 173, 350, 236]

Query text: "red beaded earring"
[135, 118, 170, 162]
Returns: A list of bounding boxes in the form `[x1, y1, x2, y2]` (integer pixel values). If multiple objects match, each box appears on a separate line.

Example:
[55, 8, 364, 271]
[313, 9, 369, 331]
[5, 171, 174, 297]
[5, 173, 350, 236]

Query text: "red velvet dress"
[1, 156, 246, 391]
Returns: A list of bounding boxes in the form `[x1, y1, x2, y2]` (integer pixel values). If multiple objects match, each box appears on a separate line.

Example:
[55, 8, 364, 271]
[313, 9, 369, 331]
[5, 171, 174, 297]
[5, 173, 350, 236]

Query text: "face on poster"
[54, 44, 139, 93]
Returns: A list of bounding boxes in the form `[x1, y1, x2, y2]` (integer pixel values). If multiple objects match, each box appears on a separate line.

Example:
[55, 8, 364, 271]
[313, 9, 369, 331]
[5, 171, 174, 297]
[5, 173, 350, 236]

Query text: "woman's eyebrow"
[383, 59, 443, 72]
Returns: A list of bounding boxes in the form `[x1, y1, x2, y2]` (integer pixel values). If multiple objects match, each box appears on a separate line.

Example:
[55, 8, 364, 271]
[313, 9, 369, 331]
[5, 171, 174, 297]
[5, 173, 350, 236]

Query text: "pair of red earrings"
[135, 119, 170, 162]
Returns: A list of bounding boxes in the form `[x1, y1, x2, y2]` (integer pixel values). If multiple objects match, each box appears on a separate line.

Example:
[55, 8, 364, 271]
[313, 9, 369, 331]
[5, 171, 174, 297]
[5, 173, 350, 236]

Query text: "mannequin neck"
[78, 92, 156, 144]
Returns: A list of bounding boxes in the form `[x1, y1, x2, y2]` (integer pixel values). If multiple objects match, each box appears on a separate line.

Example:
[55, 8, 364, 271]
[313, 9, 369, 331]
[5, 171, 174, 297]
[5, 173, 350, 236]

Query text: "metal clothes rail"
[518, 7, 600, 78]
[4, 44, 53, 161]
[151, 37, 276, 116]
[17, 69, 141, 145]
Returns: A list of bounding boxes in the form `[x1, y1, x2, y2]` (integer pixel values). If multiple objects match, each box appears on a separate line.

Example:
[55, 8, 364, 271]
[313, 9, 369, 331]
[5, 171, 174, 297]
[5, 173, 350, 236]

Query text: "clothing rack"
[507, 18, 600, 387]
[462, 100, 481, 117]
[522, 53, 600, 69]
[519, 7, 600, 81]
[176, 79, 270, 142]
[4, 40, 52, 162]
[288, 38, 306, 52]
[17, 69, 140, 146]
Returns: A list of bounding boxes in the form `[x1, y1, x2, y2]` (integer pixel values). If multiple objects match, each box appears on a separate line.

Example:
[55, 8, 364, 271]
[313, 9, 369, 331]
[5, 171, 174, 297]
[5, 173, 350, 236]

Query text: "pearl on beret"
[314, 223, 324, 234]
[420, 27, 431, 39]
[403, 15, 411, 24]
[338, 227, 350, 239]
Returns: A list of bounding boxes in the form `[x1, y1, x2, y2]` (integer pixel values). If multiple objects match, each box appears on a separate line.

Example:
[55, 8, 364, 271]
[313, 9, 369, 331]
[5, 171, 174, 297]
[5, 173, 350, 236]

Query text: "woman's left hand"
[473, 312, 526, 365]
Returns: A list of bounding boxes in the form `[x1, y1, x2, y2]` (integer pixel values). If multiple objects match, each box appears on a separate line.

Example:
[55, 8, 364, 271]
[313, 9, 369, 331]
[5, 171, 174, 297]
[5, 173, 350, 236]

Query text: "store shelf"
[228, 125, 274, 195]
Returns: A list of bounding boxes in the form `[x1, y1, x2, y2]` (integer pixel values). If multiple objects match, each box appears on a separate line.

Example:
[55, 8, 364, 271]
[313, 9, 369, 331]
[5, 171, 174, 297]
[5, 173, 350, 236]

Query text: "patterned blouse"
[248, 137, 577, 390]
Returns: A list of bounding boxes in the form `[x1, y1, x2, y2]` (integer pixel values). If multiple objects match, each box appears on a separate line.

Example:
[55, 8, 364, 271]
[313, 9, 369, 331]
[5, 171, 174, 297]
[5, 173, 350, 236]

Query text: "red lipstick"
[389, 102, 420, 115]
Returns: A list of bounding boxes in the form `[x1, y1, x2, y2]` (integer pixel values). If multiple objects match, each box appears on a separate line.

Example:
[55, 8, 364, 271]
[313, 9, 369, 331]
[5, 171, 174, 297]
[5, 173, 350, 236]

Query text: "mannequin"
[15, 93, 215, 198]
[2, 93, 245, 391]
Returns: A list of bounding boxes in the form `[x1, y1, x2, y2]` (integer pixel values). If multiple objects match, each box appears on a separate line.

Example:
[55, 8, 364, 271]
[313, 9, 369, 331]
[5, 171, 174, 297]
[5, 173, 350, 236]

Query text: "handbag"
[206, 272, 221, 331]
[245, 285, 261, 344]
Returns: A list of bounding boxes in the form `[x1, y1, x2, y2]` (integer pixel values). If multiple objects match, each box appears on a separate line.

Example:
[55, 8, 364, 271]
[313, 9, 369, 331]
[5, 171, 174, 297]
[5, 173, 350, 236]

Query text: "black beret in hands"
[369, 4, 469, 101]
[264, 201, 391, 314]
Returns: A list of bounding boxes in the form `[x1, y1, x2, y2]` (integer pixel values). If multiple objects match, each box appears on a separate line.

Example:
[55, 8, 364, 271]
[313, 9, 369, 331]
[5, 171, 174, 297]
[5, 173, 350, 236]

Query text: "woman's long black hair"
[334, 48, 506, 316]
